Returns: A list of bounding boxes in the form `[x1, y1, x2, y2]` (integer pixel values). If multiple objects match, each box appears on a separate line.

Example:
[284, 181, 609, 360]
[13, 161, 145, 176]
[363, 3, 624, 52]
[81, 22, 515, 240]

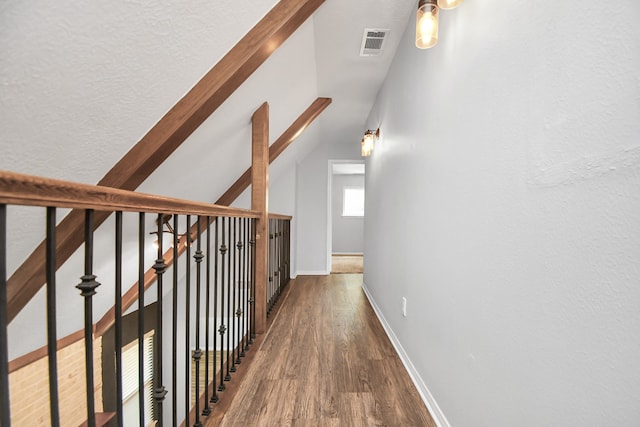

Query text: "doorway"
[327, 160, 365, 274]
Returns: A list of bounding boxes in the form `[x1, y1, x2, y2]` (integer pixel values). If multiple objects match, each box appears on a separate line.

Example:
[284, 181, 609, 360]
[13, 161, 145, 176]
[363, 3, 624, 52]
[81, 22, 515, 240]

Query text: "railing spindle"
[267, 222, 272, 313]
[240, 218, 247, 357]
[45, 207, 60, 427]
[235, 219, 243, 362]
[211, 218, 220, 401]
[0, 204, 8, 427]
[184, 215, 191, 425]
[225, 218, 232, 382]
[249, 219, 256, 343]
[193, 217, 204, 427]
[203, 217, 211, 416]
[274, 220, 278, 302]
[77, 209, 101, 427]
[278, 220, 283, 295]
[172, 214, 179, 427]
[137, 213, 145, 427]
[153, 214, 168, 426]
[230, 218, 237, 373]
[114, 212, 124, 427]
[218, 217, 227, 392]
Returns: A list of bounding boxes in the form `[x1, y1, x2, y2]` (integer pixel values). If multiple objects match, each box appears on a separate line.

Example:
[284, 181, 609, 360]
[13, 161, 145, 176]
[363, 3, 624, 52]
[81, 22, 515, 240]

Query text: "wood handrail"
[0, 171, 259, 218]
[268, 213, 293, 220]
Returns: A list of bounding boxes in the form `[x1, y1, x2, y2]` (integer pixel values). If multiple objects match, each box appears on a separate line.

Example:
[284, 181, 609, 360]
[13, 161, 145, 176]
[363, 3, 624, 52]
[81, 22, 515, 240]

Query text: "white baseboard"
[361, 283, 451, 427]
[331, 252, 364, 256]
[294, 270, 329, 276]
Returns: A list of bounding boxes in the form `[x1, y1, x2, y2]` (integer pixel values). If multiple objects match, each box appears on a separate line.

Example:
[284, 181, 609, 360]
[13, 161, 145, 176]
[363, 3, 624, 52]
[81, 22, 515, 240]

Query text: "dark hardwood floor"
[212, 274, 436, 426]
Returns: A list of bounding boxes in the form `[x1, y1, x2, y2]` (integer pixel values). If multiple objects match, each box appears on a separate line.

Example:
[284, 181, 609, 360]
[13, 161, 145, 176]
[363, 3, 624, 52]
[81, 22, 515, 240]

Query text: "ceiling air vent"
[359, 28, 389, 57]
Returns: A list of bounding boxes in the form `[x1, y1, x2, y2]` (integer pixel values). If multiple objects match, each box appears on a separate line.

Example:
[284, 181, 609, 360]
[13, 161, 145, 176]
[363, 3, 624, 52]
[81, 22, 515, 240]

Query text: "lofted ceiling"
[0, 0, 416, 358]
[1, 0, 415, 196]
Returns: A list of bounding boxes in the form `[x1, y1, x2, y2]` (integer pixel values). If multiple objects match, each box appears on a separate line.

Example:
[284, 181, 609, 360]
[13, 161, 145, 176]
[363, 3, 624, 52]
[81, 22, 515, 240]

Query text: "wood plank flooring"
[212, 274, 436, 427]
[331, 255, 364, 274]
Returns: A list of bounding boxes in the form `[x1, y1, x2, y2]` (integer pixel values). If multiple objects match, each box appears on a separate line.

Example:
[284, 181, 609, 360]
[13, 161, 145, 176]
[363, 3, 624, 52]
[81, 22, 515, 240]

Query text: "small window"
[122, 331, 155, 426]
[342, 187, 365, 217]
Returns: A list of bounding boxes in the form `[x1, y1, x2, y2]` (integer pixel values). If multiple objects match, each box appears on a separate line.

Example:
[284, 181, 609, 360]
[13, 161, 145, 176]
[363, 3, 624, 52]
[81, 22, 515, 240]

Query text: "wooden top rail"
[268, 213, 293, 220]
[0, 170, 259, 218]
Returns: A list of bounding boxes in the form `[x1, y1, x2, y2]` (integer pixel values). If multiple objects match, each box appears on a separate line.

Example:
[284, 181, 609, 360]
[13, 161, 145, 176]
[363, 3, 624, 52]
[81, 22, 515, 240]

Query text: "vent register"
[359, 28, 389, 56]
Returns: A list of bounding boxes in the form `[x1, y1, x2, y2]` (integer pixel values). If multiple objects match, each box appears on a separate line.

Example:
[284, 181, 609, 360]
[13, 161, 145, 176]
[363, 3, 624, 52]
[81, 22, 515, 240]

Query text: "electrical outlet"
[402, 297, 407, 317]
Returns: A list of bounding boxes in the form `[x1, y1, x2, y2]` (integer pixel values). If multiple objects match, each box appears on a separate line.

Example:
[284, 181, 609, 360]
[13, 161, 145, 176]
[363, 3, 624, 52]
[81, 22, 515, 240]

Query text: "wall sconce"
[415, 0, 438, 49]
[361, 128, 380, 157]
[150, 214, 188, 249]
[415, 0, 463, 49]
[438, 0, 464, 10]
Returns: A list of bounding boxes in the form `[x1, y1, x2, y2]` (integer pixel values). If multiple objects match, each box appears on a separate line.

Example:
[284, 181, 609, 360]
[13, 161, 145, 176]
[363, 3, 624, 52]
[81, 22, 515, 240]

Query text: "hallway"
[215, 274, 435, 426]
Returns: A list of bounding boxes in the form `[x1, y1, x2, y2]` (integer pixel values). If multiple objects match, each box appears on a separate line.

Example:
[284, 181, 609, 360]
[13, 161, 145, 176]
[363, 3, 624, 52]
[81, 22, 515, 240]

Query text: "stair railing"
[0, 170, 291, 427]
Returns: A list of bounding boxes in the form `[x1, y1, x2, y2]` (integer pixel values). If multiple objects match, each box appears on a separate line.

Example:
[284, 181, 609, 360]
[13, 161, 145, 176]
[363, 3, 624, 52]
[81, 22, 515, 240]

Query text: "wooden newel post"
[252, 102, 269, 334]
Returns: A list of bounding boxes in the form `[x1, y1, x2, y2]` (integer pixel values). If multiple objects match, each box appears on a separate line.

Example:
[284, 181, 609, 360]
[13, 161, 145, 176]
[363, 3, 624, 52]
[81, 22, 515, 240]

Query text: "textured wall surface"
[0, 0, 320, 359]
[364, 0, 640, 425]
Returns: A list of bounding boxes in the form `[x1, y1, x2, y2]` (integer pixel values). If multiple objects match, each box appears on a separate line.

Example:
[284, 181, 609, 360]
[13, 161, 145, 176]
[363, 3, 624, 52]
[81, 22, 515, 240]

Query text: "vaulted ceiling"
[1, 0, 416, 357]
[1, 0, 414, 198]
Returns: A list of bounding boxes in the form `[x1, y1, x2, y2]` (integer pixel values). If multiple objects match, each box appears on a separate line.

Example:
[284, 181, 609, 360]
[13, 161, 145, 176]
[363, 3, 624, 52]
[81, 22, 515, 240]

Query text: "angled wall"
[2, 0, 321, 359]
[364, 1, 640, 425]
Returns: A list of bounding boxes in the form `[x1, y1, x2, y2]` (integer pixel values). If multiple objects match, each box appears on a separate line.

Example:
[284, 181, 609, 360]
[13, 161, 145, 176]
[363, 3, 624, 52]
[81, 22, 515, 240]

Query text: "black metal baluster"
[193, 217, 204, 427]
[273, 219, 281, 305]
[225, 218, 232, 382]
[202, 217, 211, 416]
[286, 220, 290, 284]
[279, 222, 283, 293]
[230, 218, 237, 373]
[172, 215, 179, 427]
[45, 207, 60, 427]
[137, 213, 145, 427]
[273, 220, 278, 307]
[249, 219, 256, 343]
[267, 219, 273, 315]
[114, 211, 124, 427]
[184, 215, 191, 425]
[273, 220, 278, 302]
[279, 220, 283, 295]
[218, 218, 226, 392]
[0, 205, 8, 427]
[240, 218, 247, 357]
[154, 214, 168, 426]
[245, 218, 251, 350]
[274, 219, 277, 296]
[76, 209, 101, 427]
[211, 219, 219, 402]
[236, 219, 244, 359]
[278, 222, 282, 296]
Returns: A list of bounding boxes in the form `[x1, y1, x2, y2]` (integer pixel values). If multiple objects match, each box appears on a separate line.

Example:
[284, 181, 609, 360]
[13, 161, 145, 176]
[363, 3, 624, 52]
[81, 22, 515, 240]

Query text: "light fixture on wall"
[415, 0, 439, 49]
[361, 128, 380, 157]
[150, 214, 188, 249]
[437, 0, 463, 10]
[415, 0, 463, 49]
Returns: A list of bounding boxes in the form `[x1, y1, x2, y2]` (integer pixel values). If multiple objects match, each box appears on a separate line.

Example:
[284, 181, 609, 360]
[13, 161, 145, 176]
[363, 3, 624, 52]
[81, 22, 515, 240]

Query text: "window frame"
[342, 186, 365, 217]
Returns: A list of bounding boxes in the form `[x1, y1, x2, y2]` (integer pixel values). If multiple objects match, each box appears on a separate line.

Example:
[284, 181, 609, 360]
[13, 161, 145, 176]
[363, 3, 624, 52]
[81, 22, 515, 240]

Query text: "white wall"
[295, 140, 361, 275]
[1, 0, 320, 358]
[364, 1, 640, 426]
[331, 174, 364, 254]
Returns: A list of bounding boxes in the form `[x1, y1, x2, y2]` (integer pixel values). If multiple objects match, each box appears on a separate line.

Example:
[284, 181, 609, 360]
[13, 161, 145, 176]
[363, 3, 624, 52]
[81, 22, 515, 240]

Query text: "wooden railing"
[0, 171, 292, 427]
[268, 215, 292, 315]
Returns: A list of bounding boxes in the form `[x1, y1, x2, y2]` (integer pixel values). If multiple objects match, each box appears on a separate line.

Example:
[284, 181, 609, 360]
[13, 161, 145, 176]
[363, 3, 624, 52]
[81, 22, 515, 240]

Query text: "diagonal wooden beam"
[94, 97, 331, 336]
[6, 0, 325, 323]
